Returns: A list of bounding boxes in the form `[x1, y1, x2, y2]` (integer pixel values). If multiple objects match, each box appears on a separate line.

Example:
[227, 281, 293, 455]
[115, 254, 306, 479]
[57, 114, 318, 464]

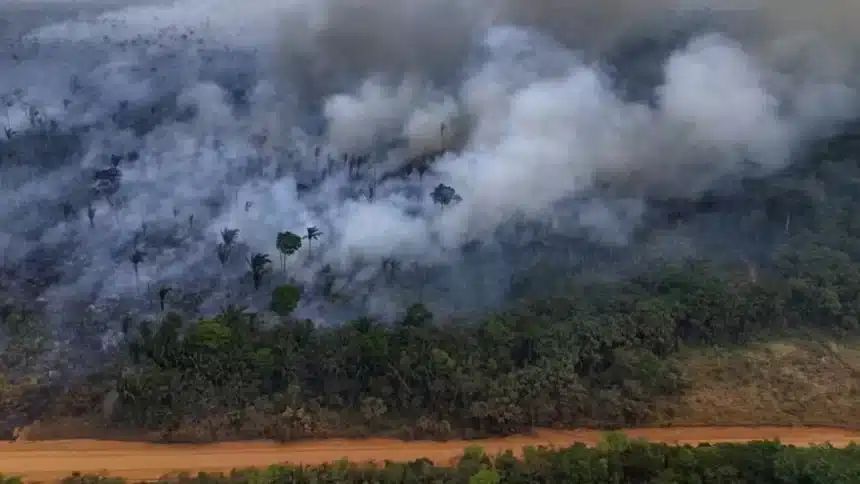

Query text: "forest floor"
[3, 427, 860, 481]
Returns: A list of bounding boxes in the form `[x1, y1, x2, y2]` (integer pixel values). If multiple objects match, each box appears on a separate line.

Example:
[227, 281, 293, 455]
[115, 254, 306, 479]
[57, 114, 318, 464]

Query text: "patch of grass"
[666, 337, 860, 428]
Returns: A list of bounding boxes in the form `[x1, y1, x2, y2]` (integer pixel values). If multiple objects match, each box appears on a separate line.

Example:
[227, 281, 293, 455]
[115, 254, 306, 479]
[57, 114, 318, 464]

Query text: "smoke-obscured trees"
[129, 249, 145, 290]
[217, 228, 239, 268]
[276, 231, 302, 276]
[247, 253, 272, 291]
[304, 227, 322, 258]
[431, 184, 461, 206]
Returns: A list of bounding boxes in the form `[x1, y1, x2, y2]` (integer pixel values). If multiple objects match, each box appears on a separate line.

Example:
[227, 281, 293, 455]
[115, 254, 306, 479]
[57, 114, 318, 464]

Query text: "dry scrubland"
[672, 340, 860, 427]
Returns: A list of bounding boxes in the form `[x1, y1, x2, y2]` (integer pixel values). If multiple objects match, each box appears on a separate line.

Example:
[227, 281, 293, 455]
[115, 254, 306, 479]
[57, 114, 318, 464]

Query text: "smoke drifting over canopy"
[2, 0, 860, 323]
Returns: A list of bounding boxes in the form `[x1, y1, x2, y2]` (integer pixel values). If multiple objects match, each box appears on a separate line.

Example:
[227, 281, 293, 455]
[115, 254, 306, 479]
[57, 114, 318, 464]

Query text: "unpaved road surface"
[2, 427, 859, 481]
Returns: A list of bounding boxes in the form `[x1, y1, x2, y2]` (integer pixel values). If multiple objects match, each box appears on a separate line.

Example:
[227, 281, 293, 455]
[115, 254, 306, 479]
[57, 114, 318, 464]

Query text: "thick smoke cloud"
[2, 0, 860, 324]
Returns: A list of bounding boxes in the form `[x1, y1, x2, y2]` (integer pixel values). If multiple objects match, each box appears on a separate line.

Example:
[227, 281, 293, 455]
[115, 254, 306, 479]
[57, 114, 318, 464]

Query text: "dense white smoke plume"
[2, 0, 860, 322]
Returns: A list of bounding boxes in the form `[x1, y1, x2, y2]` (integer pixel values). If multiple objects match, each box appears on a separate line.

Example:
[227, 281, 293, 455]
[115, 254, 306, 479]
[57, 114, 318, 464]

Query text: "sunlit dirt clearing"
[2, 427, 859, 482]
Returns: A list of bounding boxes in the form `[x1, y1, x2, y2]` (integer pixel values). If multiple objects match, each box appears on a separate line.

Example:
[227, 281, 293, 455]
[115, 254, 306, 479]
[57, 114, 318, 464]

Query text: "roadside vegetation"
[7, 433, 860, 483]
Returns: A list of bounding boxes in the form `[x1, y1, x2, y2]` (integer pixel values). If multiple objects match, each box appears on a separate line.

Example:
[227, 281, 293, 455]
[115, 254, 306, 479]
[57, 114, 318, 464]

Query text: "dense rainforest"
[3, 123, 860, 443]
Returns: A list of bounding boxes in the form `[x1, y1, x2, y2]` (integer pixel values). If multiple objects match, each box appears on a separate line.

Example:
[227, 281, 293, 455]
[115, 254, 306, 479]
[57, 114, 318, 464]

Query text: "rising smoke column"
[0, 0, 859, 323]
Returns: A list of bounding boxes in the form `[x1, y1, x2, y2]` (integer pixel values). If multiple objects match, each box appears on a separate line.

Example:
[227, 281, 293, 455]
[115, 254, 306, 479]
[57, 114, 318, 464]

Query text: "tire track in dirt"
[2, 427, 859, 481]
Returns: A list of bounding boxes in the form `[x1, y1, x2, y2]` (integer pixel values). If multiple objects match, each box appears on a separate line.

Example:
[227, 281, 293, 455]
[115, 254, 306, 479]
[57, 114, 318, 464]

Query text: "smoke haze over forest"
[2, 0, 860, 327]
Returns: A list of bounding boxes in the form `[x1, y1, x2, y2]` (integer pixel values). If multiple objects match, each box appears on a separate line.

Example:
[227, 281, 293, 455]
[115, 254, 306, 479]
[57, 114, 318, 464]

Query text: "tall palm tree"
[130, 250, 145, 293]
[221, 228, 239, 247]
[247, 252, 272, 290]
[61, 201, 74, 222]
[216, 243, 230, 267]
[87, 202, 96, 228]
[216, 228, 238, 293]
[431, 183, 461, 206]
[157, 286, 172, 312]
[304, 226, 322, 258]
[217, 228, 238, 266]
[382, 257, 400, 284]
[276, 231, 302, 275]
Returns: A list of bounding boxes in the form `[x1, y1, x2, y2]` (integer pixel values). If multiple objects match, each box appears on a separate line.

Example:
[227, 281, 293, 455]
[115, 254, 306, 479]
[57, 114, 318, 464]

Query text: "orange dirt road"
[2, 427, 859, 482]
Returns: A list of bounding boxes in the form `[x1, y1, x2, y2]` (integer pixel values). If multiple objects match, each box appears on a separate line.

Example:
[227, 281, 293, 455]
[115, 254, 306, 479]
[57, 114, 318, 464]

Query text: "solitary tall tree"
[61, 201, 74, 222]
[276, 231, 302, 275]
[87, 202, 96, 228]
[221, 227, 239, 247]
[130, 249, 145, 292]
[217, 228, 238, 267]
[157, 286, 172, 312]
[431, 183, 462, 206]
[216, 243, 229, 266]
[382, 257, 400, 283]
[304, 226, 322, 258]
[247, 252, 272, 290]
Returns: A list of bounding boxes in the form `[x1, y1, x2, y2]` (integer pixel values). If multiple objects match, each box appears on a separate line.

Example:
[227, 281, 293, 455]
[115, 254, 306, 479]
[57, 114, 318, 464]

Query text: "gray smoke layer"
[2, 0, 860, 324]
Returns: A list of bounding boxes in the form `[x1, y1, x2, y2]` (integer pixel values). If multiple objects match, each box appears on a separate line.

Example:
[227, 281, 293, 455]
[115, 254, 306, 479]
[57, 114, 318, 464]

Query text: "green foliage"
[46, 441, 860, 483]
[13, 131, 860, 446]
[275, 231, 302, 276]
[597, 431, 632, 453]
[186, 318, 232, 351]
[103, 246, 860, 439]
[470, 468, 501, 484]
[270, 285, 301, 317]
[275, 231, 302, 257]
